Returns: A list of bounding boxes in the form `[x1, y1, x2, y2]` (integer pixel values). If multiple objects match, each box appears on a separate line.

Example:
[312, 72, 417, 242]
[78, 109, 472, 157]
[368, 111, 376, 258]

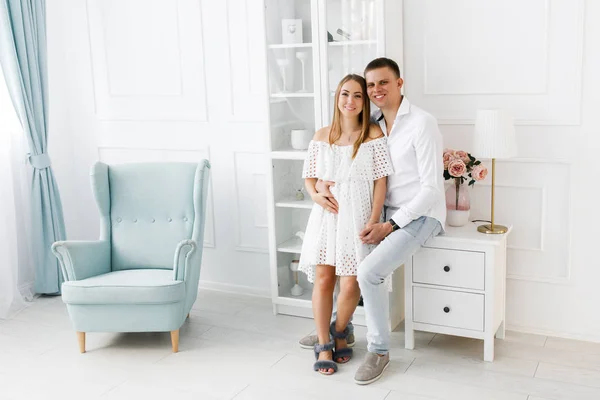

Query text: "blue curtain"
[0, 0, 66, 294]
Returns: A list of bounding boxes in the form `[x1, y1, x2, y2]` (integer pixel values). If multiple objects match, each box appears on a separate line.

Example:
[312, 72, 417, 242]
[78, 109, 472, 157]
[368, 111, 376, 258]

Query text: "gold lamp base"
[477, 224, 508, 234]
[477, 158, 508, 235]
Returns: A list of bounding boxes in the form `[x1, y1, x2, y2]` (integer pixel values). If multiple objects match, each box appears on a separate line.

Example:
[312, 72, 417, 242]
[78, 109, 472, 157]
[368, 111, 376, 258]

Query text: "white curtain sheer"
[0, 64, 34, 319]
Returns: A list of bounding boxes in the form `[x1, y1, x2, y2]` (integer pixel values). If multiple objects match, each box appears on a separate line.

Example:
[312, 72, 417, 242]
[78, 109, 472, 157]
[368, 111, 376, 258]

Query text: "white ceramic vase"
[291, 129, 311, 150]
[446, 210, 470, 227]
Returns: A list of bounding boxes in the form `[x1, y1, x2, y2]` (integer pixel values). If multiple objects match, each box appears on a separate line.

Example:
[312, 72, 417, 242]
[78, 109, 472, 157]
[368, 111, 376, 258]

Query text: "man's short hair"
[364, 57, 401, 79]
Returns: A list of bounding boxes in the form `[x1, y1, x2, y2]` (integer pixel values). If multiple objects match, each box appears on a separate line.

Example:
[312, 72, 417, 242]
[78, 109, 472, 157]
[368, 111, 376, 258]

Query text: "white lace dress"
[298, 137, 394, 283]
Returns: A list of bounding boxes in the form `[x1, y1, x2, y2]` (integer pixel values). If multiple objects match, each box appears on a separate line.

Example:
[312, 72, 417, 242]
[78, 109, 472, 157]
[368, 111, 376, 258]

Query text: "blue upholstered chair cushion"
[108, 163, 196, 271]
[61, 269, 185, 305]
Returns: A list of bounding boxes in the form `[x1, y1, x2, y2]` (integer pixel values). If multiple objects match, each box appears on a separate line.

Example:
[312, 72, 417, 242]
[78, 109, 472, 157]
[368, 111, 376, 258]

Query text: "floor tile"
[0, 289, 599, 400]
[544, 337, 600, 356]
[535, 362, 600, 389]
[432, 334, 600, 373]
[384, 391, 440, 400]
[407, 358, 600, 400]
[241, 361, 392, 400]
[503, 331, 548, 347]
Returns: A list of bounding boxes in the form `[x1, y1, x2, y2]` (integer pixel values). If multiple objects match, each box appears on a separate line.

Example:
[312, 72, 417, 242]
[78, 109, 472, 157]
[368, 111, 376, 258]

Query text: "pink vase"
[445, 179, 470, 227]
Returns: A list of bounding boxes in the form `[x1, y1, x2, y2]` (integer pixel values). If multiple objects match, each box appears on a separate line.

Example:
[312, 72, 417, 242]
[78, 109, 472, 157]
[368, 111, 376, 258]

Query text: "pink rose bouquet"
[443, 149, 488, 211]
[443, 148, 487, 186]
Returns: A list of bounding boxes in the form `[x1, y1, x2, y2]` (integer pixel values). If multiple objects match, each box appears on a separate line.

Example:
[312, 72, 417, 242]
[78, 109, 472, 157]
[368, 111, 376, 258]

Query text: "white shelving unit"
[268, 43, 314, 49]
[275, 197, 314, 209]
[270, 93, 315, 98]
[270, 150, 307, 160]
[263, 0, 404, 327]
[277, 236, 304, 253]
[328, 40, 378, 47]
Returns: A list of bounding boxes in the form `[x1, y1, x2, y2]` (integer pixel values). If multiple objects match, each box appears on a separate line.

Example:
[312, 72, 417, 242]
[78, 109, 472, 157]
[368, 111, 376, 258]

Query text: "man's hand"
[359, 222, 393, 245]
[314, 179, 338, 214]
[312, 193, 339, 214]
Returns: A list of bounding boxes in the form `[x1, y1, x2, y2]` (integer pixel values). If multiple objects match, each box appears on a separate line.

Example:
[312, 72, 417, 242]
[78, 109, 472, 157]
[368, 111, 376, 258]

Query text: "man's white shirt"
[373, 97, 446, 229]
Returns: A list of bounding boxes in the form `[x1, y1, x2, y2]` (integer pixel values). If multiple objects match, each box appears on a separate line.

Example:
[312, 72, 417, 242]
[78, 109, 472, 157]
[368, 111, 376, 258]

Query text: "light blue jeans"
[357, 214, 442, 354]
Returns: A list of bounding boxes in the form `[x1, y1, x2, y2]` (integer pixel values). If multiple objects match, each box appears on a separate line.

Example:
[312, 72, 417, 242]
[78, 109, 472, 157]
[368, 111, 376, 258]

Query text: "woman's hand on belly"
[314, 179, 338, 213]
[311, 192, 339, 214]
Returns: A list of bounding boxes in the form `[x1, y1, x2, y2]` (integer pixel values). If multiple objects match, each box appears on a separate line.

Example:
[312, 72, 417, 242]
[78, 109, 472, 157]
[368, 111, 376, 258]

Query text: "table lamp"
[473, 110, 517, 234]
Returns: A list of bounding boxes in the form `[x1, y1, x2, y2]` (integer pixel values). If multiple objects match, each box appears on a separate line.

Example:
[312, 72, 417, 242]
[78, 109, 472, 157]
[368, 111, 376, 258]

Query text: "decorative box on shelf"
[404, 223, 511, 362]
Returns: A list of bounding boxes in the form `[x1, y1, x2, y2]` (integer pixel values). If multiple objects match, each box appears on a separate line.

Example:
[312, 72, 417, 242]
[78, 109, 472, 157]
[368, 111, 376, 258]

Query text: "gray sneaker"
[354, 352, 390, 385]
[299, 332, 355, 349]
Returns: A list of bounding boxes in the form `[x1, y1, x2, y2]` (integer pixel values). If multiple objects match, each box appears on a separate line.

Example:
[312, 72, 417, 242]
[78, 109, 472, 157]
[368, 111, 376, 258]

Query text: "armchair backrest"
[90, 161, 210, 272]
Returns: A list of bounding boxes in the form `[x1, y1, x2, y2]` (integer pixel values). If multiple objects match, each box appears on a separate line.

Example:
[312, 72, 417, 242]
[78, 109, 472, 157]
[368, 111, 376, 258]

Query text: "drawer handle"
[443, 265, 451, 272]
[443, 306, 450, 313]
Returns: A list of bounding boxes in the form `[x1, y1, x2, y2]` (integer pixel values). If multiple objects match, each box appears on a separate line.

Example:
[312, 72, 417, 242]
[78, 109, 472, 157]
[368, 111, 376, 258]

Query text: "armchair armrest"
[172, 239, 197, 281]
[51, 240, 110, 281]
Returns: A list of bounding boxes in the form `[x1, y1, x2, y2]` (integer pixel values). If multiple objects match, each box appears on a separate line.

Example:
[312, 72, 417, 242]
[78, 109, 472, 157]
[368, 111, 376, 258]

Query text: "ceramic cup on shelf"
[290, 129, 312, 150]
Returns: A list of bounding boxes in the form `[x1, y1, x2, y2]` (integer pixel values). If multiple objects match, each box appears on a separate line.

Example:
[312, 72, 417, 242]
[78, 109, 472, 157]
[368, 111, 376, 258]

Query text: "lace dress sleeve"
[372, 137, 394, 180]
[302, 140, 321, 178]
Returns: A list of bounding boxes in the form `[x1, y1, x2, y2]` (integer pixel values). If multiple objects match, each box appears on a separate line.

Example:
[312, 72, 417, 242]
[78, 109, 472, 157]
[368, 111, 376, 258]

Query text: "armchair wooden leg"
[77, 332, 86, 353]
[171, 329, 179, 353]
[187, 313, 190, 319]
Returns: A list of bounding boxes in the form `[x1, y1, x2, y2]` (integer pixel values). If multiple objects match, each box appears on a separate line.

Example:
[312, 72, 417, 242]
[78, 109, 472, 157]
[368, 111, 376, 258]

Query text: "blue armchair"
[52, 161, 210, 353]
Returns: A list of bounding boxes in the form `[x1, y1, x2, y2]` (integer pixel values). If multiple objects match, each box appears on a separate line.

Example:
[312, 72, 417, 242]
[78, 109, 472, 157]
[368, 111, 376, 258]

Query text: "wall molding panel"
[467, 158, 572, 283]
[225, 0, 267, 122]
[87, 0, 208, 121]
[233, 151, 269, 253]
[405, 0, 585, 125]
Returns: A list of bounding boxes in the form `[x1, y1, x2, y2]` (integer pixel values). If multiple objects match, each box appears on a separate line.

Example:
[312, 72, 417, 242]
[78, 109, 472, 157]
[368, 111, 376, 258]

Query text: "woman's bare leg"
[312, 265, 337, 373]
[334, 275, 361, 362]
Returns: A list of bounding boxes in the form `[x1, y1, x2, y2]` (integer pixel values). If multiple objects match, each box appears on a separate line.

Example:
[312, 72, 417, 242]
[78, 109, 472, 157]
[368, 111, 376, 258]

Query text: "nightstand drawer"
[413, 247, 484, 290]
[413, 287, 484, 331]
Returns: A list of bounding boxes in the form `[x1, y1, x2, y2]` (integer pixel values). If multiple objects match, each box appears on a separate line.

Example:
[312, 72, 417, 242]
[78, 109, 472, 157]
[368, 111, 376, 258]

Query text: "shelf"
[278, 288, 313, 303]
[329, 40, 377, 47]
[275, 292, 366, 316]
[275, 197, 313, 209]
[270, 93, 315, 98]
[271, 120, 302, 129]
[271, 150, 307, 160]
[277, 236, 303, 253]
[268, 43, 313, 49]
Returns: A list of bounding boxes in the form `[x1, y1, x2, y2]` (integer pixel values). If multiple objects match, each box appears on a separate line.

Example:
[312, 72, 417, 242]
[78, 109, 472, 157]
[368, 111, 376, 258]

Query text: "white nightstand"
[404, 223, 511, 362]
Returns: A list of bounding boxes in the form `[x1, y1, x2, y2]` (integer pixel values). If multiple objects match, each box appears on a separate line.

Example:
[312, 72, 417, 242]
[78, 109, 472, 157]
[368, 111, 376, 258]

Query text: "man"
[298, 57, 445, 385]
[354, 57, 446, 384]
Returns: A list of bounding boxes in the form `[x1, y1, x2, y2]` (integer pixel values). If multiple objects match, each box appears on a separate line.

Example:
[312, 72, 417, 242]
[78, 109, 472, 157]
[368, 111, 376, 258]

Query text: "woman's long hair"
[329, 74, 371, 159]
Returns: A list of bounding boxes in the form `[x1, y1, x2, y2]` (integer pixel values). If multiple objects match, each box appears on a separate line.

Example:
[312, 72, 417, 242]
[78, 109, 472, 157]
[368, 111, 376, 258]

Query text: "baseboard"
[197, 280, 270, 298]
[507, 323, 600, 344]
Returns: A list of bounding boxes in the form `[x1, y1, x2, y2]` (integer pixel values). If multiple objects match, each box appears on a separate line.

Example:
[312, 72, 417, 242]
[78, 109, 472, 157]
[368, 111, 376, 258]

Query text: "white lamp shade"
[473, 110, 518, 159]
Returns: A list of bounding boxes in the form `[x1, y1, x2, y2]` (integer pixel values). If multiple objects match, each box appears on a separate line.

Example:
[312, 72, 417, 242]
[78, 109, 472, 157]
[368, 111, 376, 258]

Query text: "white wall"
[403, 0, 599, 342]
[47, 0, 600, 341]
[47, 0, 273, 297]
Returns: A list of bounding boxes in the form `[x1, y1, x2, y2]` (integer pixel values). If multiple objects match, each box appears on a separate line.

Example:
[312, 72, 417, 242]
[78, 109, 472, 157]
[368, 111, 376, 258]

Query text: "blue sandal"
[330, 321, 353, 363]
[313, 341, 338, 375]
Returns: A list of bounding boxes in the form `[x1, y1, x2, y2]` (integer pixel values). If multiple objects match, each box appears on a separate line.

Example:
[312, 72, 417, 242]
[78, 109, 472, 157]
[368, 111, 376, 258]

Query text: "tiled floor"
[0, 290, 599, 400]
